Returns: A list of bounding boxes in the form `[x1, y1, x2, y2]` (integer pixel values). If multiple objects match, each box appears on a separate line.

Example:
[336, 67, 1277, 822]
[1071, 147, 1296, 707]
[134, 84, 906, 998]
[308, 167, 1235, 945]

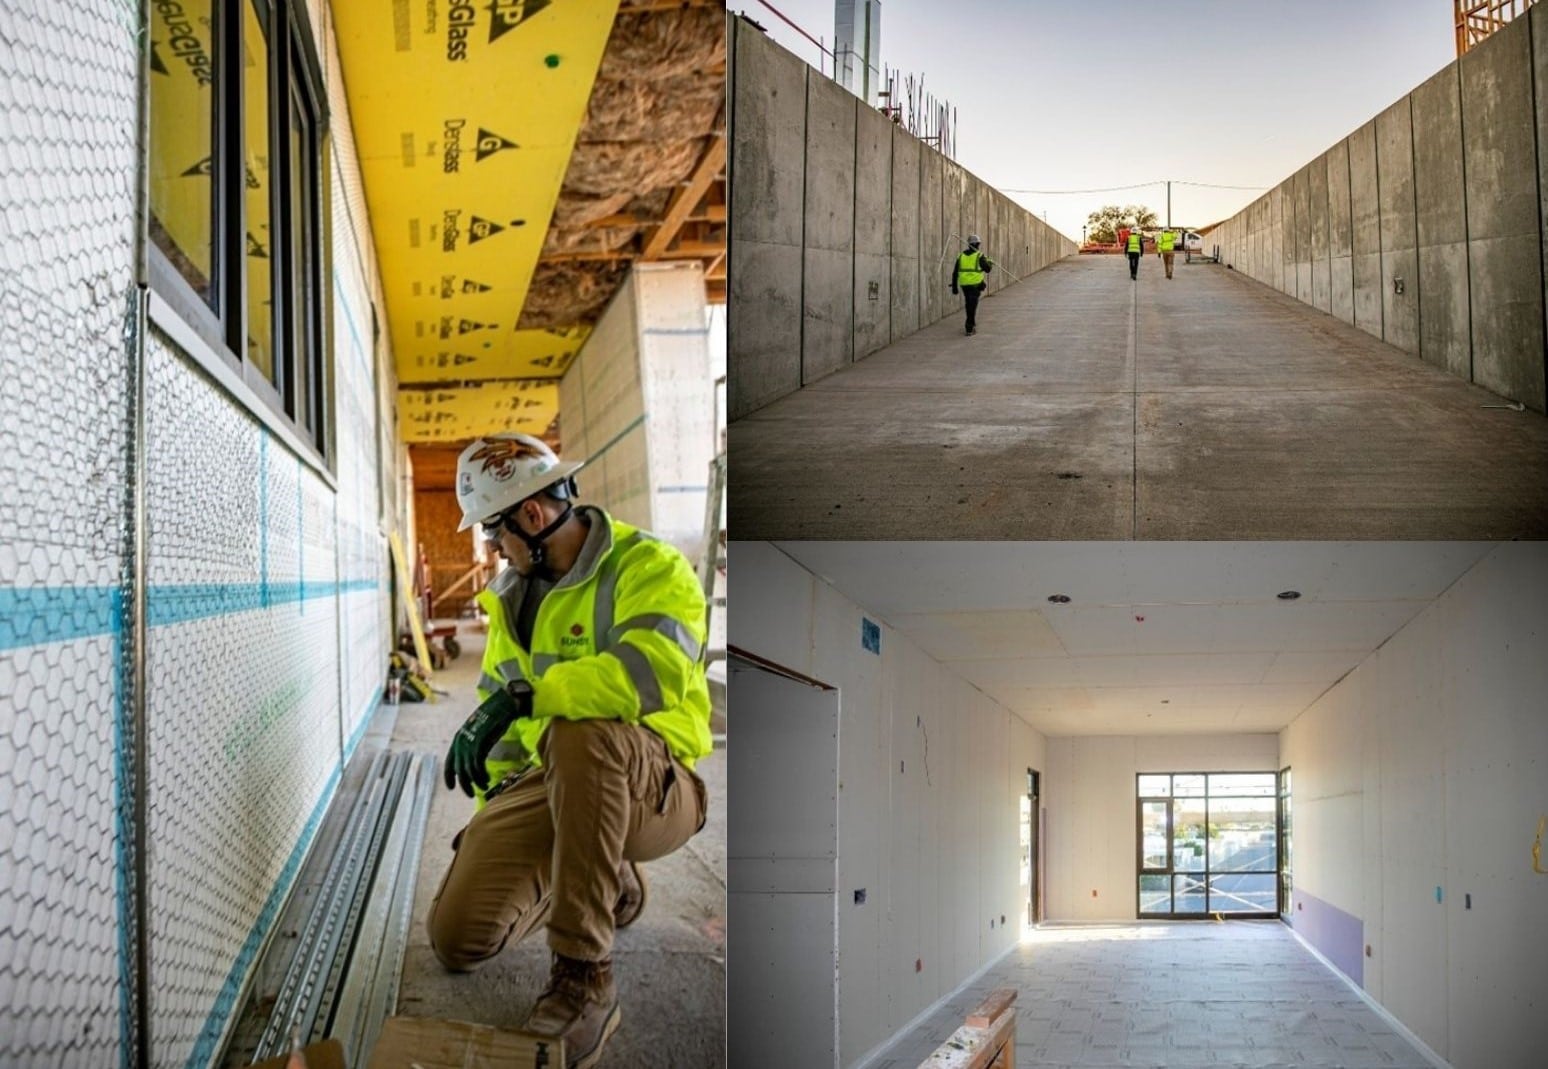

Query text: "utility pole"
[1167, 181, 1171, 228]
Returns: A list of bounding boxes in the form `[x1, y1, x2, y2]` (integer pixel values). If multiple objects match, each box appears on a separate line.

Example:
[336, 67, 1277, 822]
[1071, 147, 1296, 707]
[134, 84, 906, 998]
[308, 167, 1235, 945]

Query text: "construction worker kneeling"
[427, 433, 711, 1069]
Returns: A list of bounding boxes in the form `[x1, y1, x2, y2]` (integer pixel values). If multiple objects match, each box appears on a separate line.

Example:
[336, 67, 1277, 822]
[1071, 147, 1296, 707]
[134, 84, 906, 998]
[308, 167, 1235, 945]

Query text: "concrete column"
[727, 20, 806, 420]
[1376, 97, 1420, 355]
[1328, 142, 1356, 325]
[852, 104, 892, 362]
[1462, 15, 1546, 410]
[1310, 153, 1332, 312]
[801, 76, 857, 384]
[889, 126, 921, 343]
[1349, 120, 1384, 339]
[1412, 64, 1472, 378]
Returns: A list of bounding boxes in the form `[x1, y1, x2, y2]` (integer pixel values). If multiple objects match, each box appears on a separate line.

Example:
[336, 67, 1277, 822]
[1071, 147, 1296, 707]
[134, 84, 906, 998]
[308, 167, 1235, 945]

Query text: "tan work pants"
[428, 717, 707, 966]
[1162, 251, 1175, 278]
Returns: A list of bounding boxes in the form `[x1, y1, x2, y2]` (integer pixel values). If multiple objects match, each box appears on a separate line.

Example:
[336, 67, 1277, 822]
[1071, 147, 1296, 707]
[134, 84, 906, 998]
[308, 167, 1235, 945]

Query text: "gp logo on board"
[437, 316, 497, 339]
[437, 275, 494, 298]
[442, 120, 519, 172]
[446, 0, 553, 61]
[441, 210, 524, 251]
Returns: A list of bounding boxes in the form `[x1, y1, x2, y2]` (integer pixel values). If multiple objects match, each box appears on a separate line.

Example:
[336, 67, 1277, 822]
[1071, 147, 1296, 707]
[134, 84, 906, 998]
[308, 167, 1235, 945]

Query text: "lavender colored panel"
[1292, 888, 1364, 986]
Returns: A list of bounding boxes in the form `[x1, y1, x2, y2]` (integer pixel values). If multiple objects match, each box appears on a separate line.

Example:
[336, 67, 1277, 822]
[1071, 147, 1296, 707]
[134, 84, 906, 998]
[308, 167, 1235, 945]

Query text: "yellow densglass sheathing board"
[399, 380, 560, 443]
[396, 321, 590, 383]
[331, 0, 621, 381]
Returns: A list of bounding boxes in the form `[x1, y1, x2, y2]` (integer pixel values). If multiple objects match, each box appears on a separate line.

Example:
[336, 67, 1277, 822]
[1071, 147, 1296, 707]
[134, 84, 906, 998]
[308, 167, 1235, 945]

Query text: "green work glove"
[444, 679, 534, 797]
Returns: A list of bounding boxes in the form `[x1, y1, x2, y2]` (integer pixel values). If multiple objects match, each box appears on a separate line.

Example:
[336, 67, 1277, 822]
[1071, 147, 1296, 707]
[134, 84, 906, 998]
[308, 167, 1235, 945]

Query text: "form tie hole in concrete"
[1047, 594, 1071, 604]
[1056, 471, 1082, 479]
[1277, 590, 1301, 600]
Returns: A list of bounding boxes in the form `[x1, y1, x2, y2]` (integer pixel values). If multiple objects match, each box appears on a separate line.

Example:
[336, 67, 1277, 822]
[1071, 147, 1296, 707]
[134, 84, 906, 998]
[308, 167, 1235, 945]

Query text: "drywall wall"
[1281, 541, 1547, 1068]
[1044, 734, 1280, 922]
[727, 16, 1077, 421]
[1207, 11, 1548, 412]
[0, 4, 397, 1062]
[559, 262, 714, 556]
[730, 542, 1048, 1068]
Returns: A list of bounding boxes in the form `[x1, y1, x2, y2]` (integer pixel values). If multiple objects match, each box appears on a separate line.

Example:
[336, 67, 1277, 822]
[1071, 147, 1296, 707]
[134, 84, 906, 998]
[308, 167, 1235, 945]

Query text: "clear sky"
[736, 0, 1459, 243]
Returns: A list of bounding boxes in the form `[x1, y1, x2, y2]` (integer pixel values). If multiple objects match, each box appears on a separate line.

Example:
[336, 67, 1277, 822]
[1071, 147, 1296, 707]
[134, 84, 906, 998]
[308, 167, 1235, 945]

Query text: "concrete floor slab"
[392, 628, 725, 1068]
[866, 922, 1436, 1069]
[729, 255, 1548, 539]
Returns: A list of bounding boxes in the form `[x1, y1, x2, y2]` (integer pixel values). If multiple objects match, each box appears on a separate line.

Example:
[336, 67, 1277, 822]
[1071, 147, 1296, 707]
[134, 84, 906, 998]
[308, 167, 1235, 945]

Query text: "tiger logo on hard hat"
[470, 438, 553, 483]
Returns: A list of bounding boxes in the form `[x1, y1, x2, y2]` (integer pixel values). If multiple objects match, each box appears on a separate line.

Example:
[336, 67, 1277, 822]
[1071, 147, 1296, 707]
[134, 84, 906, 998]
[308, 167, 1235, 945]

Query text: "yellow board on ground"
[388, 531, 433, 681]
[399, 380, 560, 443]
[331, 0, 621, 382]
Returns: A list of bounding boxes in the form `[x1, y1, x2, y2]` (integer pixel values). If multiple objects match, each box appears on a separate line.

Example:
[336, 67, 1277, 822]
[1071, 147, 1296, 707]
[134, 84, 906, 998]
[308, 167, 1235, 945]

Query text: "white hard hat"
[454, 433, 584, 532]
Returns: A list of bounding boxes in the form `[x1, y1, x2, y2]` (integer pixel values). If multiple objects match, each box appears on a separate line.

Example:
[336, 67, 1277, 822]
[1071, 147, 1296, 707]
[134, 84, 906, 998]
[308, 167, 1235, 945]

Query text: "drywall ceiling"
[773, 542, 1499, 736]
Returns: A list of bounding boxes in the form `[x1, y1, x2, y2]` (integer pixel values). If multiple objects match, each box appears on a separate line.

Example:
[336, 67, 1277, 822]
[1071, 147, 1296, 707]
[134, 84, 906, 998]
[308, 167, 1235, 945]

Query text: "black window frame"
[146, 0, 332, 465]
[1135, 771, 1281, 920]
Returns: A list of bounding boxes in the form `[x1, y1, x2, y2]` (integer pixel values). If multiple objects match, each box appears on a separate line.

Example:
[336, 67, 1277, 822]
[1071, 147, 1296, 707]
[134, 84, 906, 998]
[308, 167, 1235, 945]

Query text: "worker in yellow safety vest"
[1157, 228, 1177, 280]
[1126, 226, 1145, 281]
[950, 233, 994, 335]
[428, 432, 710, 1068]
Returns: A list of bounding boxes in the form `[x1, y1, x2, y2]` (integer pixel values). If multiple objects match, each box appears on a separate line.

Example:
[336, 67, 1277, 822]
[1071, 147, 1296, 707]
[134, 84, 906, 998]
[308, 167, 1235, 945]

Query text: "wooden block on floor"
[966, 987, 1017, 1028]
[917, 989, 1017, 1069]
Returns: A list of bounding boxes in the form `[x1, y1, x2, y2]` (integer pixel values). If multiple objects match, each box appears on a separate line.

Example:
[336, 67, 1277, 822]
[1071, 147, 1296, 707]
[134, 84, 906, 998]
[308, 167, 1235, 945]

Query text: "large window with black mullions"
[1137, 772, 1279, 918]
[147, 0, 330, 458]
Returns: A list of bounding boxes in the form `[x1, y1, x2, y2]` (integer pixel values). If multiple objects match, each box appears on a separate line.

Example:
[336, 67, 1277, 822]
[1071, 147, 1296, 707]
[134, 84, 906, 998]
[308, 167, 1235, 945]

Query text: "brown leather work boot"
[523, 954, 621, 1069]
[614, 860, 647, 929]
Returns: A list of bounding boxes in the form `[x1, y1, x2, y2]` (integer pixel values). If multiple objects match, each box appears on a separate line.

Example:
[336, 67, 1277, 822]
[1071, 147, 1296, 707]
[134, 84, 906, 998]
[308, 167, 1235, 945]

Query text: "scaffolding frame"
[1455, 0, 1536, 55]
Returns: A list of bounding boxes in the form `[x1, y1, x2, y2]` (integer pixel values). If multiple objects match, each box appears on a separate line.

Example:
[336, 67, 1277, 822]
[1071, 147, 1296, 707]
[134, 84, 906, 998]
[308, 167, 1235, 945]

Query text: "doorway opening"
[1278, 766, 1293, 916]
[1137, 772, 1279, 918]
[1022, 769, 1042, 925]
[727, 653, 840, 1068]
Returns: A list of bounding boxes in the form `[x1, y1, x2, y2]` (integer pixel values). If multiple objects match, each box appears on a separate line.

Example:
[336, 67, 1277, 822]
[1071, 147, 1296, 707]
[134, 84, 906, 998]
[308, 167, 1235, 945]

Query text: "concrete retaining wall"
[1207, 10, 1548, 412]
[728, 16, 1077, 421]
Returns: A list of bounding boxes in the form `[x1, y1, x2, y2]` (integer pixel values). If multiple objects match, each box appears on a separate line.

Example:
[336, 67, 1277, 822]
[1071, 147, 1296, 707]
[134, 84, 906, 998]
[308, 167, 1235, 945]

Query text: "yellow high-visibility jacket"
[472, 506, 711, 803]
[1158, 230, 1176, 253]
[956, 250, 988, 287]
[1126, 231, 1144, 253]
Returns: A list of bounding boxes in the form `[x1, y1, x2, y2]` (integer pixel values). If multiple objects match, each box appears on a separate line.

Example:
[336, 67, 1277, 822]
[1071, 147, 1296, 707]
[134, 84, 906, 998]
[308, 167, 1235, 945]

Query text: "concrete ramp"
[729, 255, 1548, 540]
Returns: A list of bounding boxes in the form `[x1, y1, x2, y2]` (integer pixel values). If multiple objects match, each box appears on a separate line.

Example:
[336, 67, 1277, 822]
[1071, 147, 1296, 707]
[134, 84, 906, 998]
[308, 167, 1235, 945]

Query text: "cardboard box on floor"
[249, 1040, 345, 1069]
[365, 1017, 564, 1069]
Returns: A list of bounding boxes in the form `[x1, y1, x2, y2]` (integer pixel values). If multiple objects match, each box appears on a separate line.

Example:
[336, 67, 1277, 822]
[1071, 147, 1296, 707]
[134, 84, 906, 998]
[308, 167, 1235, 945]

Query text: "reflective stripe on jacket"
[472, 506, 711, 804]
[1126, 232, 1143, 253]
[957, 250, 986, 287]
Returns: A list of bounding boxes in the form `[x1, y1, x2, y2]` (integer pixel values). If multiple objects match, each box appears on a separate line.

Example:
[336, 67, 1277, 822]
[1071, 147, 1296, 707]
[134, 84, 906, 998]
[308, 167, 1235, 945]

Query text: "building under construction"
[0, 0, 726, 1065]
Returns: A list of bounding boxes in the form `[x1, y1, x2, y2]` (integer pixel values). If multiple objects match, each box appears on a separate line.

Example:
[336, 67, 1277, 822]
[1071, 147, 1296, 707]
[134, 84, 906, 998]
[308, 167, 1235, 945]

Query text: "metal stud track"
[250, 750, 433, 1061]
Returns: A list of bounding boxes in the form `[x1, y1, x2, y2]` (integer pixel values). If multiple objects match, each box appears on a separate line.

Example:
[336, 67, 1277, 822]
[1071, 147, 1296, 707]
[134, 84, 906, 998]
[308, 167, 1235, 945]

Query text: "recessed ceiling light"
[1277, 590, 1301, 600]
[1047, 594, 1071, 604]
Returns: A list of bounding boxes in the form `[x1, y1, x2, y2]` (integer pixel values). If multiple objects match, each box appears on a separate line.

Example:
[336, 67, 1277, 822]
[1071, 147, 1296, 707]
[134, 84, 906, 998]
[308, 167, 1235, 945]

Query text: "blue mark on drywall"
[260, 430, 270, 609]
[149, 580, 381, 627]
[862, 617, 881, 654]
[0, 579, 383, 644]
[333, 271, 372, 383]
[0, 586, 118, 651]
[656, 485, 709, 494]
